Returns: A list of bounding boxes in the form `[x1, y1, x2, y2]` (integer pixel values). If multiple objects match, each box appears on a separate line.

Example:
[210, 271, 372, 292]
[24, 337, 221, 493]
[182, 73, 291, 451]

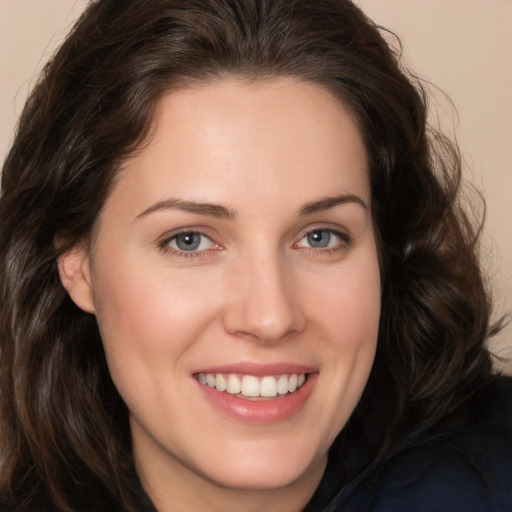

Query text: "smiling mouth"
[196, 373, 307, 399]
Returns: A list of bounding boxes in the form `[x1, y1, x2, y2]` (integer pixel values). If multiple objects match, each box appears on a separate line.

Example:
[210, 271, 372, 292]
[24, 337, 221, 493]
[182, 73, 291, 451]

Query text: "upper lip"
[193, 362, 317, 377]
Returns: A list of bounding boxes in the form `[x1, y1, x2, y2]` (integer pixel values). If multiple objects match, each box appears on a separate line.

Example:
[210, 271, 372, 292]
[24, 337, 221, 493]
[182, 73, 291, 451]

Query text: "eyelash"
[159, 230, 217, 259]
[294, 228, 350, 256]
[159, 227, 350, 259]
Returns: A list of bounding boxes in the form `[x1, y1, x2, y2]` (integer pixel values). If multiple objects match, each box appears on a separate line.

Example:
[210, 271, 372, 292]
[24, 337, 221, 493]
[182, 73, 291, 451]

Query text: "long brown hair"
[0, 0, 498, 510]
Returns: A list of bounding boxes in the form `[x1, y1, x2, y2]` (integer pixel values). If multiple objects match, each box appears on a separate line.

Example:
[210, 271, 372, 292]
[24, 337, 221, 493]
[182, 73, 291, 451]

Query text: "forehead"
[110, 78, 370, 218]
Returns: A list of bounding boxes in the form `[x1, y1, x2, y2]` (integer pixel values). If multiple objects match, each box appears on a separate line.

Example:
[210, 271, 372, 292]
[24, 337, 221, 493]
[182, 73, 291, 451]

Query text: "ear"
[58, 244, 95, 313]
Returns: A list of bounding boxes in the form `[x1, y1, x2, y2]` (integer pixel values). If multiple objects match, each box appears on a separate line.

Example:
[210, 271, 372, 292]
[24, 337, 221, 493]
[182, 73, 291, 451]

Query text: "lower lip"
[196, 373, 318, 424]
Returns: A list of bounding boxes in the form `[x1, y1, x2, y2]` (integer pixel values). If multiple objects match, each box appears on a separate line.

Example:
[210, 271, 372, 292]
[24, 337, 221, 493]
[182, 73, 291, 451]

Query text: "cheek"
[305, 254, 381, 348]
[90, 263, 214, 381]
[93, 260, 206, 335]
[90, 266, 220, 420]
[297, 255, 380, 445]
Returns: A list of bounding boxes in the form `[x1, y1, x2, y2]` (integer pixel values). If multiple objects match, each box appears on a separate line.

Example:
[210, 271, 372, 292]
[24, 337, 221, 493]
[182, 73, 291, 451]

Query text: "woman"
[0, 0, 510, 511]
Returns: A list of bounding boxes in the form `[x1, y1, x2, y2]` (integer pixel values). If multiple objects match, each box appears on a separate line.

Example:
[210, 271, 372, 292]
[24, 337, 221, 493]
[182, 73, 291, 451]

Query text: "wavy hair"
[0, 0, 498, 509]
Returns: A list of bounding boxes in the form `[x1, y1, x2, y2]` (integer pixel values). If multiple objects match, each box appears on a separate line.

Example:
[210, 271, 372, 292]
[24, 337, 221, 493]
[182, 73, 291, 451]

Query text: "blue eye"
[306, 230, 331, 248]
[167, 232, 214, 252]
[297, 229, 347, 250]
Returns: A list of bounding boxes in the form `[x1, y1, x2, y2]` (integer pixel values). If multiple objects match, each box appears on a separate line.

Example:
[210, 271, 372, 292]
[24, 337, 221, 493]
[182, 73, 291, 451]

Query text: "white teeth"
[241, 375, 260, 397]
[197, 372, 307, 398]
[288, 374, 298, 393]
[227, 374, 241, 394]
[215, 373, 227, 392]
[277, 375, 289, 395]
[260, 376, 278, 397]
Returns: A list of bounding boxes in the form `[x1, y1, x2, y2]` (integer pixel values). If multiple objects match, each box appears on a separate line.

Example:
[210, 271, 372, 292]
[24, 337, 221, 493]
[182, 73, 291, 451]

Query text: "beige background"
[1, 0, 511, 371]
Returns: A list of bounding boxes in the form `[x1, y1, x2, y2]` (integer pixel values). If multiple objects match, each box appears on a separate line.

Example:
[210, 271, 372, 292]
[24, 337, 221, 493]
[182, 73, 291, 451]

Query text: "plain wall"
[1, 0, 511, 371]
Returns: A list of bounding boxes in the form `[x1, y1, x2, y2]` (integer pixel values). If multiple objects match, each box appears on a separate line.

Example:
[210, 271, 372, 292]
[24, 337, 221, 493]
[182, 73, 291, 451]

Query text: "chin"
[194, 439, 327, 492]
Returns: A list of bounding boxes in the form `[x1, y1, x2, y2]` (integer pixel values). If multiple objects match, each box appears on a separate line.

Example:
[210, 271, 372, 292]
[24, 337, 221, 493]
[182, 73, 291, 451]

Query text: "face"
[62, 79, 381, 507]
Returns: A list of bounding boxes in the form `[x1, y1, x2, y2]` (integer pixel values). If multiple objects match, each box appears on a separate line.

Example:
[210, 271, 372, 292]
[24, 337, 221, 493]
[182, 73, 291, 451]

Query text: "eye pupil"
[307, 230, 331, 248]
[176, 233, 201, 251]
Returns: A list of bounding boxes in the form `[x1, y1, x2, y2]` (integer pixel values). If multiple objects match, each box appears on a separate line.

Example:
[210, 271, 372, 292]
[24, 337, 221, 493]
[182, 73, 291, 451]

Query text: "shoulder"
[333, 375, 512, 512]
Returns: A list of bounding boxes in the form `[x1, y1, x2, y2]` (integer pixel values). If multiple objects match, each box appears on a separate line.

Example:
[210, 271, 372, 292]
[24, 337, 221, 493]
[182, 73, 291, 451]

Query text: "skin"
[60, 78, 381, 512]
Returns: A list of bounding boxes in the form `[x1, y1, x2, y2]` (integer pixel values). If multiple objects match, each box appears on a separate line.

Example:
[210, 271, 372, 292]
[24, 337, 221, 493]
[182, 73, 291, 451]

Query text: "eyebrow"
[136, 198, 237, 221]
[135, 193, 367, 222]
[299, 194, 368, 216]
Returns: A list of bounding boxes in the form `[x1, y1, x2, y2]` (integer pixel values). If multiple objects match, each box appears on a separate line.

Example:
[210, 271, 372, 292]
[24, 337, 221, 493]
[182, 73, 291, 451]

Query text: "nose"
[222, 254, 306, 344]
